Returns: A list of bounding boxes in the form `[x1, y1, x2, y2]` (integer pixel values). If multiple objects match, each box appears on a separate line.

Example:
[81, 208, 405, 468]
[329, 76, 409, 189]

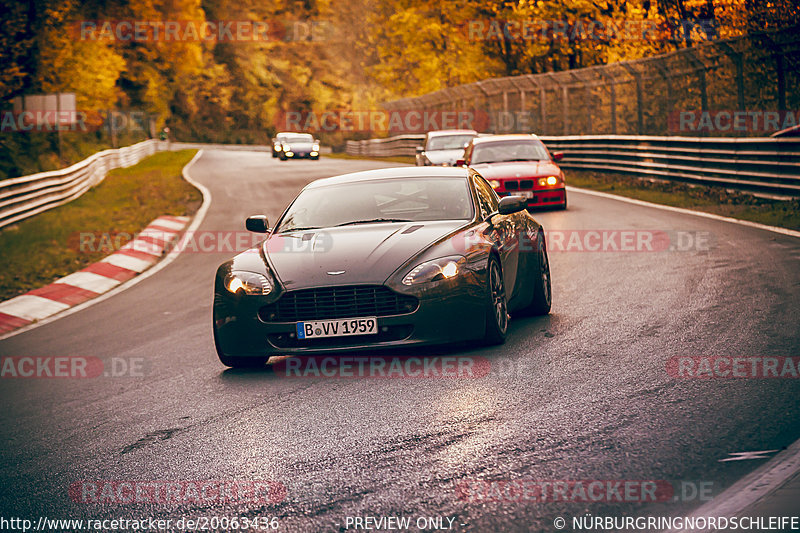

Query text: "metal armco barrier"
[540, 135, 800, 196]
[0, 140, 164, 229]
[345, 135, 426, 158]
[345, 134, 800, 196]
[0, 141, 337, 229]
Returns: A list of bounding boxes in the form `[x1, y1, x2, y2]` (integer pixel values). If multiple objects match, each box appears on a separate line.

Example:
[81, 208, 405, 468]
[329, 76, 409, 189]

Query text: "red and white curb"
[0, 215, 190, 334]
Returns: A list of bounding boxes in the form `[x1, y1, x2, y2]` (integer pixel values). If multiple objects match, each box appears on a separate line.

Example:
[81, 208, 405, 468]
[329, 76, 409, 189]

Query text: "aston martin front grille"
[259, 285, 419, 322]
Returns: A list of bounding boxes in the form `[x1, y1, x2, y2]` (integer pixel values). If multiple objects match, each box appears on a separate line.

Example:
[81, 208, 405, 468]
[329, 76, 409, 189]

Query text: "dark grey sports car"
[213, 167, 551, 368]
[277, 133, 319, 160]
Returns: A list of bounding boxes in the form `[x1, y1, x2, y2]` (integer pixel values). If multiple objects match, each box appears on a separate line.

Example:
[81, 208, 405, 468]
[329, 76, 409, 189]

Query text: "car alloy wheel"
[483, 256, 509, 344]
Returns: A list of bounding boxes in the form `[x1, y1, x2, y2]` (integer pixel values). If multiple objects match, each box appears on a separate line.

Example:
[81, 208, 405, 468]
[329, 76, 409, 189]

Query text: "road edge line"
[0, 149, 210, 341]
[663, 438, 800, 533]
[566, 186, 800, 239]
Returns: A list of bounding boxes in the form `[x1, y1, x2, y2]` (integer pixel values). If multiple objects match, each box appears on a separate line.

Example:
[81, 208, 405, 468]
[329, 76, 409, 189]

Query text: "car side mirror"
[552, 151, 564, 161]
[245, 215, 270, 233]
[498, 196, 527, 215]
[415, 146, 424, 154]
[455, 159, 466, 167]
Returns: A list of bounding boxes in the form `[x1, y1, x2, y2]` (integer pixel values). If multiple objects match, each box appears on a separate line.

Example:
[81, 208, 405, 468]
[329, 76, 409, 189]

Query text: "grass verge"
[566, 170, 800, 231]
[0, 150, 201, 301]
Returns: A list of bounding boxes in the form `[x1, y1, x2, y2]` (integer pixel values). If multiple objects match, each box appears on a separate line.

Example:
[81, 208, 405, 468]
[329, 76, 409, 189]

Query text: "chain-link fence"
[382, 26, 800, 137]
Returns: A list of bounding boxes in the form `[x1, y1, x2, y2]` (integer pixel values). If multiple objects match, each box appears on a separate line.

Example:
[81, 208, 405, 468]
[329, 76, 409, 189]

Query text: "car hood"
[425, 149, 465, 166]
[264, 221, 467, 290]
[471, 161, 561, 179]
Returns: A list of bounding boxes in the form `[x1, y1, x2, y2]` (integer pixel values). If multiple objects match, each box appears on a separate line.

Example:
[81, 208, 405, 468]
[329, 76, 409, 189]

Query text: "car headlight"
[312, 143, 319, 151]
[488, 180, 501, 189]
[225, 271, 272, 295]
[547, 175, 558, 185]
[402, 256, 466, 286]
[274, 144, 282, 151]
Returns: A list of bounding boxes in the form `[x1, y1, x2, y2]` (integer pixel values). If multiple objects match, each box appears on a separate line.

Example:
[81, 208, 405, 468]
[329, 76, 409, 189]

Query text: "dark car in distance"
[213, 167, 552, 368]
[276, 133, 320, 160]
[460, 134, 567, 210]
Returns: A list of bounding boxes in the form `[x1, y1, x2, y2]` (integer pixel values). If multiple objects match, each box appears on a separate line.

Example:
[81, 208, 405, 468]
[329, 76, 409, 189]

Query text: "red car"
[458, 134, 566, 210]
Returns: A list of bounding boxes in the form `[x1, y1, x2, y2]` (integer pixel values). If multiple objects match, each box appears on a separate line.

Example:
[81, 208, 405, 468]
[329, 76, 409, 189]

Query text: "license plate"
[518, 191, 534, 198]
[296, 317, 378, 339]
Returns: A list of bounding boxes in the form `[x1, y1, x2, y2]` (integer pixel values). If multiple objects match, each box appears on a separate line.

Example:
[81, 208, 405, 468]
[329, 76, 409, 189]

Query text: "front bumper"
[213, 284, 487, 358]
[498, 188, 566, 208]
[282, 150, 319, 159]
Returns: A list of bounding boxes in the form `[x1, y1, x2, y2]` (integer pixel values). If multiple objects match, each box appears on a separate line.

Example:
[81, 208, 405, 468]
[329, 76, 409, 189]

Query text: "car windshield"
[427, 135, 475, 151]
[276, 177, 474, 232]
[471, 140, 550, 164]
[285, 135, 313, 143]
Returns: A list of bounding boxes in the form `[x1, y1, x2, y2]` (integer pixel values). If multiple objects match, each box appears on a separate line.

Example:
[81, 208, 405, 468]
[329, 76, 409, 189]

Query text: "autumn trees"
[0, 0, 795, 176]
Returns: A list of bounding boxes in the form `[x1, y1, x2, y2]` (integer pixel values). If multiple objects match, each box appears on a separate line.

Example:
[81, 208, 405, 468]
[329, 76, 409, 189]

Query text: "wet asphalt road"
[1, 150, 799, 532]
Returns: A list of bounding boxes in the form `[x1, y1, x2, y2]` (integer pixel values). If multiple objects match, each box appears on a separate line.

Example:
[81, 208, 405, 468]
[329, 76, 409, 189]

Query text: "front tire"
[213, 325, 269, 368]
[218, 354, 269, 368]
[524, 232, 552, 315]
[483, 256, 509, 345]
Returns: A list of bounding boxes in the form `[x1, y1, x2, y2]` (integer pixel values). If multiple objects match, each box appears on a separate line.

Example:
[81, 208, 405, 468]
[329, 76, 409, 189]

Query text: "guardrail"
[540, 135, 800, 196]
[345, 135, 426, 158]
[0, 141, 341, 230]
[3, 133, 794, 231]
[0, 140, 165, 229]
[346, 134, 800, 196]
